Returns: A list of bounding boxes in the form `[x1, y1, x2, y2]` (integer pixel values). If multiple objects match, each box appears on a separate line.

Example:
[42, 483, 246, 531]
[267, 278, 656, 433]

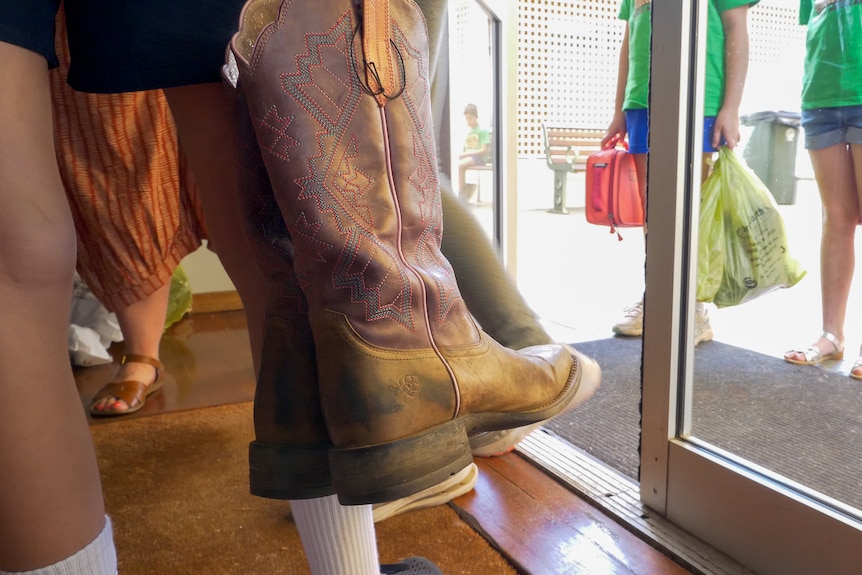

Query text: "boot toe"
[566, 347, 601, 412]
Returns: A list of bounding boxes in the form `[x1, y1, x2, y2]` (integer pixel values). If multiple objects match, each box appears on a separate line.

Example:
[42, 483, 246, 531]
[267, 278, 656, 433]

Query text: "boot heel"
[249, 441, 336, 500]
[329, 419, 473, 505]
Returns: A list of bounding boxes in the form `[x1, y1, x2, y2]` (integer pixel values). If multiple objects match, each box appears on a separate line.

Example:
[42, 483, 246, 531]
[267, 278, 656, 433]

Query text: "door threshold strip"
[517, 429, 756, 575]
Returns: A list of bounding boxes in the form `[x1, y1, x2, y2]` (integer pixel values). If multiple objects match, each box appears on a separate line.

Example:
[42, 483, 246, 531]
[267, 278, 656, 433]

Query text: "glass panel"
[511, 0, 648, 484]
[511, 1, 644, 344]
[447, 0, 499, 244]
[643, 5, 862, 571]
[687, 0, 862, 518]
[482, 0, 862, 526]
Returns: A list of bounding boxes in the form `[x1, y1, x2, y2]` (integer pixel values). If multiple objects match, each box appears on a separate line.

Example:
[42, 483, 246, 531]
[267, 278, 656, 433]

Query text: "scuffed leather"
[231, 84, 334, 497]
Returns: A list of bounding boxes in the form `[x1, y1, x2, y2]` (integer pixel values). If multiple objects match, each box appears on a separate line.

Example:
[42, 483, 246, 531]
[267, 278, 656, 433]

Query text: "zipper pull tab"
[363, 0, 394, 107]
[608, 215, 624, 241]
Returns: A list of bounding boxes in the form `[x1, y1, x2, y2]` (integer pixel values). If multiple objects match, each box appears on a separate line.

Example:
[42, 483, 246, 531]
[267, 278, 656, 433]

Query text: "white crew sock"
[1, 516, 117, 575]
[290, 495, 379, 575]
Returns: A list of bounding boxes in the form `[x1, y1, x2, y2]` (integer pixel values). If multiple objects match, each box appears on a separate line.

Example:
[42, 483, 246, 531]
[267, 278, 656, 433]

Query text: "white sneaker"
[612, 300, 644, 337]
[612, 300, 713, 343]
[694, 302, 714, 345]
[371, 463, 479, 523]
[469, 423, 544, 458]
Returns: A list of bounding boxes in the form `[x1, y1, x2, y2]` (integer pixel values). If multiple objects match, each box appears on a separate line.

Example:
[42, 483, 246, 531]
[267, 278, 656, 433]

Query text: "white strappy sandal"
[784, 331, 844, 366]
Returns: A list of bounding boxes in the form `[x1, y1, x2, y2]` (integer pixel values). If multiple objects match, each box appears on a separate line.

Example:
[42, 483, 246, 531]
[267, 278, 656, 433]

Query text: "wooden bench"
[542, 124, 605, 214]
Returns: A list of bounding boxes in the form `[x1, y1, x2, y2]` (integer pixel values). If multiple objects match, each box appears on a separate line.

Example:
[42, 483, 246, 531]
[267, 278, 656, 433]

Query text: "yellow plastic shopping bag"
[697, 147, 805, 308]
[696, 158, 725, 303]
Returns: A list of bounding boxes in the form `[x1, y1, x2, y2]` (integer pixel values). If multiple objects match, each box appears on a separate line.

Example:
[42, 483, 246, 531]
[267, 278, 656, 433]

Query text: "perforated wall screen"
[449, 1, 805, 159]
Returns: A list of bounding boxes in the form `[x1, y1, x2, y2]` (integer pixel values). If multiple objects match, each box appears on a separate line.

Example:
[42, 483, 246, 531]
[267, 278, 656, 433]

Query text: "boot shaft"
[228, 74, 334, 498]
[231, 0, 479, 352]
[230, 2, 594, 507]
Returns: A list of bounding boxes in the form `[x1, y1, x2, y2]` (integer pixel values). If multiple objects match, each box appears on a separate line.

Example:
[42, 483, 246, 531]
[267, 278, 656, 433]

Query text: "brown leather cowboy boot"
[229, 56, 481, 511]
[230, 0, 600, 505]
[229, 83, 335, 499]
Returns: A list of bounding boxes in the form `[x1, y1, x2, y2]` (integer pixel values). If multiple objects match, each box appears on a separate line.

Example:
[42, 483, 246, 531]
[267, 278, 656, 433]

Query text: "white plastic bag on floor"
[68, 324, 113, 366]
[69, 273, 123, 366]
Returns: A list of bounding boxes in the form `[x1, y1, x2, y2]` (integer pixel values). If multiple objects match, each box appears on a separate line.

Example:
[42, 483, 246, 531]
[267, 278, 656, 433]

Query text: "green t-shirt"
[619, 0, 652, 110]
[464, 125, 491, 162]
[619, 0, 757, 115]
[799, 0, 862, 110]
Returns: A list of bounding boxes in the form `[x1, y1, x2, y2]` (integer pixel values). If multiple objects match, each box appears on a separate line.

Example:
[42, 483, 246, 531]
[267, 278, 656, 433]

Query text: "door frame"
[640, 3, 862, 573]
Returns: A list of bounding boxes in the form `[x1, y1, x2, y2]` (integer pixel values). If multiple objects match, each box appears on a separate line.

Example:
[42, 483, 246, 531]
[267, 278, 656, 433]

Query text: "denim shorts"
[801, 105, 862, 151]
[624, 108, 725, 154]
[0, 0, 246, 93]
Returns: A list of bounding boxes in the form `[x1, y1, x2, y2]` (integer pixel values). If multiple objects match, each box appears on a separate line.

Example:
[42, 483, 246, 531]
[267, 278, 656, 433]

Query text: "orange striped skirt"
[49, 13, 206, 312]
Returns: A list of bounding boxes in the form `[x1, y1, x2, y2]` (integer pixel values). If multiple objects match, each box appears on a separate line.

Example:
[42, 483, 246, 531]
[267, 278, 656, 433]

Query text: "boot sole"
[371, 462, 478, 523]
[330, 419, 474, 505]
[330, 350, 600, 505]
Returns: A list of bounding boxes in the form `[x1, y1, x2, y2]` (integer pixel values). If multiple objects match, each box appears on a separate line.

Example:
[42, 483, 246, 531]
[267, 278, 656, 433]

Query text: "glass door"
[445, 0, 513, 257]
[642, 2, 862, 573]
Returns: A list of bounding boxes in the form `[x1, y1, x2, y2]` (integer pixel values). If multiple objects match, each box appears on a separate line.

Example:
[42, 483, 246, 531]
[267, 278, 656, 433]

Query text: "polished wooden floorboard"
[75, 310, 691, 575]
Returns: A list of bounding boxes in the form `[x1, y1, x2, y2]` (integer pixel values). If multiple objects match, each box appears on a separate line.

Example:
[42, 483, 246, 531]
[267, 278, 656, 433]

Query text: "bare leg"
[0, 41, 107, 571]
[850, 143, 862, 373]
[635, 151, 648, 215]
[457, 156, 478, 201]
[91, 282, 170, 412]
[163, 84, 270, 371]
[164, 82, 382, 574]
[632, 151, 648, 240]
[785, 143, 858, 363]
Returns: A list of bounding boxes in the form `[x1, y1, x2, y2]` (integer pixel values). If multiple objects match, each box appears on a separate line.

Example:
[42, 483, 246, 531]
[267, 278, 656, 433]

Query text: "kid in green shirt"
[458, 102, 492, 201]
[602, 0, 757, 343]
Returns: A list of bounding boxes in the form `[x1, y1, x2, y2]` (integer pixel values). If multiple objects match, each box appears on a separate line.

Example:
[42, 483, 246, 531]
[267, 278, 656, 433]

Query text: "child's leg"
[0, 40, 114, 573]
[612, 109, 649, 337]
[163, 84, 271, 369]
[848, 143, 862, 373]
[634, 152, 648, 216]
[0, 519, 116, 575]
[624, 109, 649, 229]
[694, 145, 718, 344]
[164, 82, 384, 573]
[457, 156, 478, 200]
[701, 152, 714, 185]
[790, 143, 858, 357]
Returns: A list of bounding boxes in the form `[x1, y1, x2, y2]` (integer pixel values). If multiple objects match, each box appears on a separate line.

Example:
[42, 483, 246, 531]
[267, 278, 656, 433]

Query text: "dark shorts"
[0, 0, 246, 93]
[624, 108, 725, 154]
[801, 105, 862, 150]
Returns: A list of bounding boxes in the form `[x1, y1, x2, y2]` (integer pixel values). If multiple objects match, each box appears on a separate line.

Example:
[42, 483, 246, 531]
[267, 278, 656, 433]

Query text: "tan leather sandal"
[784, 331, 844, 366]
[89, 354, 164, 417]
